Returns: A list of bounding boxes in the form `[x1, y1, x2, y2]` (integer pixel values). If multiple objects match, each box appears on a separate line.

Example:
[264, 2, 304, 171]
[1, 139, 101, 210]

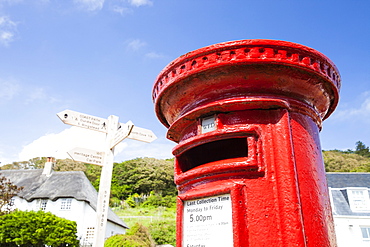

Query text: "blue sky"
[0, 0, 370, 165]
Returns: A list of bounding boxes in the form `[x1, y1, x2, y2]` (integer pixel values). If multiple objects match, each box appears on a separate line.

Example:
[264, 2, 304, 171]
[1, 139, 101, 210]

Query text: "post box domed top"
[153, 39, 341, 128]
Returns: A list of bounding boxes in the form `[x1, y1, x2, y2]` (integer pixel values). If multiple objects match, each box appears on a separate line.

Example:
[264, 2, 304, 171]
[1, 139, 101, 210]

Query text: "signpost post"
[57, 110, 157, 247]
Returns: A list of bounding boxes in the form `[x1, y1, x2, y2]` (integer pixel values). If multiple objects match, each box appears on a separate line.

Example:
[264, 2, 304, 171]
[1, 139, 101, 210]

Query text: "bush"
[104, 234, 147, 247]
[105, 223, 155, 247]
[0, 210, 79, 246]
[125, 193, 145, 208]
[141, 193, 176, 208]
[148, 219, 176, 246]
[110, 197, 121, 208]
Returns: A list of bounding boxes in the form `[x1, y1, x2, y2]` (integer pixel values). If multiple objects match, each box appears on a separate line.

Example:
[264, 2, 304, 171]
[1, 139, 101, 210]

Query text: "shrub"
[104, 234, 146, 247]
[142, 193, 176, 208]
[0, 210, 79, 246]
[105, 223, 155, 247]
[110, 197, 121, 208]
[148, 219, 176, 246]
[125, 193, 143, 208]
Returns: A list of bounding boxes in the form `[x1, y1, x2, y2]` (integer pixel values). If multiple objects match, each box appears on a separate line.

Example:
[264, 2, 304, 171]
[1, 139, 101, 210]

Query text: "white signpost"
[111, 121, 134, 149]
[127, 126, 157, 143]
[57, 109, 108, 133]
[57, 109, 157, 247]
[67, 147, 105, 166]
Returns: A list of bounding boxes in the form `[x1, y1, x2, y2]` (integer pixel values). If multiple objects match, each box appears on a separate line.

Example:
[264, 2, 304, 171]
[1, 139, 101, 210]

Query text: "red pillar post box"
[152, 40, 340, 247]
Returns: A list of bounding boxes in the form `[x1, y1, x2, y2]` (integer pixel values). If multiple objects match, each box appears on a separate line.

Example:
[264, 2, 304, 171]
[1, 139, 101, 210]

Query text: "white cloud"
[0, 16, 17, 46]
[128, 0, 152, 7]
[126, 39, 146, 51]
[73, 0, 104, 11]
[145, 51, 164, 59]
[0, 79, 60, 105]
[24, 87, 58, 104]
[0, 0, 50, 8]
[26, 87, 47, 103]
[332, 91, 370, 121]
[19, 127, 174, 162]
[0, 0, 23, 5]
[0, 79, 20, 101]
[114, 138, 174, 162]
[112, 5, 132, 15]
[19, 127, 107, 161]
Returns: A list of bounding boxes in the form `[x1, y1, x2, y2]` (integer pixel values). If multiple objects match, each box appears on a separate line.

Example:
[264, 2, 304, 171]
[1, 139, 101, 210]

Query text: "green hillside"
[323, 141, 370, 172]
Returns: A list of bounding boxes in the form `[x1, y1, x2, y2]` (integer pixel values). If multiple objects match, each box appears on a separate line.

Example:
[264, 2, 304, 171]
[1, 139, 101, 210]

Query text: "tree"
[355, 141, 370, 158]
[1, 157, 101, 189]
[0, 173, 23, 215]
[141, 192, 176, 208]
[111, 158, 176, 200]
[84, 163, 102, 190]
[53, 158, 87, 172]
[0, 210, 79, 247]
[0, 160, 33, 170]
[2, 157, 87, 171]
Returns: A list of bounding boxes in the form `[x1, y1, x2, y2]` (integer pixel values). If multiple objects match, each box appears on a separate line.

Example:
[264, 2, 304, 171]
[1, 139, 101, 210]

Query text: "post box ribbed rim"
[152, 39, 341, 128]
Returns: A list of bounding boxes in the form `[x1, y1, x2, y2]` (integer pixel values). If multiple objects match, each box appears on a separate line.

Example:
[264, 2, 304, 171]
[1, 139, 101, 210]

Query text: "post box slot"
[177, 137, 248, 172]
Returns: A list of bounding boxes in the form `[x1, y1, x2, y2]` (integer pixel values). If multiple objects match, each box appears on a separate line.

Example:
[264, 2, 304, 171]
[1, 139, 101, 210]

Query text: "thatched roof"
[1, 169, 128, 229]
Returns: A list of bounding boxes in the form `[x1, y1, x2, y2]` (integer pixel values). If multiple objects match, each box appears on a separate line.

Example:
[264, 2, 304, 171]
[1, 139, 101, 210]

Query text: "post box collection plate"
[182, 194, 233, 247]
[200, 115, 216, 134]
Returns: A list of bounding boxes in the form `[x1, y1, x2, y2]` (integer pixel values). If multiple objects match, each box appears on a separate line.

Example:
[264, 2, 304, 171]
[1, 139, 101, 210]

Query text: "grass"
[113, 206, 176, 228]
[112, 205, 177, 246]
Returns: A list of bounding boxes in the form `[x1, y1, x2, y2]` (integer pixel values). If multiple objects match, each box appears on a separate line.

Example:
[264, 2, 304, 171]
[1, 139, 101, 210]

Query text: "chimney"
[42, 157, 55, 177]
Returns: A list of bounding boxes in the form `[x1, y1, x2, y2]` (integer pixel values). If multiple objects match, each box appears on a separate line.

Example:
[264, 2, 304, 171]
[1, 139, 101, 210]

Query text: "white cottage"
[327, 172, 370, 247]
[1, 164, 128, 246]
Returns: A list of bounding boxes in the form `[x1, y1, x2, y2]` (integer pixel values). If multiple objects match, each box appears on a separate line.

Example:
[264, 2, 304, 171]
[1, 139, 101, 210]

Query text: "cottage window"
[348, 189, 370, 212]
[40, 199, 47, 211]
[85, 227, 95, 243]
[361, 227, 370, 244]
[60, 198, 72, 210]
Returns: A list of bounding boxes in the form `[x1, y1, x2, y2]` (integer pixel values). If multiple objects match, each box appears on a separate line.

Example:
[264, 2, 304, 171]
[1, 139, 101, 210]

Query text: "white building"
[327, 173, 370, 247]
[1, 163, 128, 246]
